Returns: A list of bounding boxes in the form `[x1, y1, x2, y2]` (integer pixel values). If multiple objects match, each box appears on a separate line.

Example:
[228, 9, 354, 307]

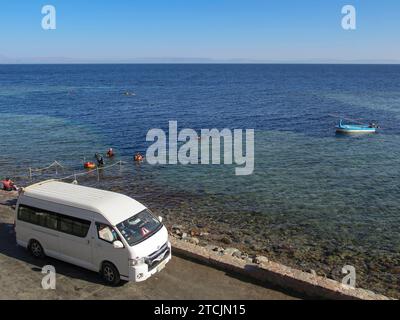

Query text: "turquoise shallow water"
[0, 64, 399, 296]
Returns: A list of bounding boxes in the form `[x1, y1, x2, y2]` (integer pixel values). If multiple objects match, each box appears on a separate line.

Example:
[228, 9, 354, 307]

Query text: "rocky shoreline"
[168, 224, 270, 265]
[158, 212, 399, 300]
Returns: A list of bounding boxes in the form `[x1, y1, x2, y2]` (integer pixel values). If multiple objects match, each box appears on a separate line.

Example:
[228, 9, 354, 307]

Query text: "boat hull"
[335, 127, 376, 134]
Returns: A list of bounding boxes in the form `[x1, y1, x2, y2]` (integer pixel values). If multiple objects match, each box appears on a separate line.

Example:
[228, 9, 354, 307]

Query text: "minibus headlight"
[129, 257, 145, 266]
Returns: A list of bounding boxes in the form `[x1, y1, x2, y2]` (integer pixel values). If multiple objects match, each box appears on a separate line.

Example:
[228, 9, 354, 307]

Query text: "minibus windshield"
[116, 209, 162, 246]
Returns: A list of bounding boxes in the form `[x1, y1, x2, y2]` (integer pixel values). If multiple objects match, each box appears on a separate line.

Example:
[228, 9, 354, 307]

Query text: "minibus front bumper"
[127, 242, 172, 282]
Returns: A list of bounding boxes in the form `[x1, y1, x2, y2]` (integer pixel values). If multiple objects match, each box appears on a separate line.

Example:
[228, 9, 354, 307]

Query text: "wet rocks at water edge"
[224, 247, 241, 257]
[168, 224, 260, 262]
[204, 245, 225, 255]
[390, 266, 400, 274]
[170, 224, 211, 245]
[201, 244, 257, 263]
[173, 228, 200, 245]
[171, 224, 183, 232]
[254, 256, 269, 265]
[181, 232, 188, 240]
[205, 244, 219, 251]
[174, 230, 182, 237]
[188, 237, 200, 245]
[220, 235, 232, 245]
[171, 225, 183, 237]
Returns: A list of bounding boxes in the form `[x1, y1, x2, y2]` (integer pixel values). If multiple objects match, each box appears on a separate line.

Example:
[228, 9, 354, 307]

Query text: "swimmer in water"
[134, 153, 144, 162]
[106, 148, 115, 158]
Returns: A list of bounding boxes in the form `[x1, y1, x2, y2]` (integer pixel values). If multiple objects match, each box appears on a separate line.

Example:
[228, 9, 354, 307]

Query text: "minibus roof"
[21, 180, 146, 225]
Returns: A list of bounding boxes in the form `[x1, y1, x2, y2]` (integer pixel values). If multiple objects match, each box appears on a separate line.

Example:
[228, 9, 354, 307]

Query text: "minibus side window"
[59, 214, 91, 238]
[18, 205, 90, 237]
[18, 206, 57, 230]
[41, 211, 57, 230]
[18, 206, 35, 223]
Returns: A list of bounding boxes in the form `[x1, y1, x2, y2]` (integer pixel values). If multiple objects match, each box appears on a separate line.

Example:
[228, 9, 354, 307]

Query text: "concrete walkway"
[0, 191, 297, 300]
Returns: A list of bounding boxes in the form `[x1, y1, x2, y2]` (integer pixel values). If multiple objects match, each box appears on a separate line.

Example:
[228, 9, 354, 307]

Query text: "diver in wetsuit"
[95, 153, 105, 166]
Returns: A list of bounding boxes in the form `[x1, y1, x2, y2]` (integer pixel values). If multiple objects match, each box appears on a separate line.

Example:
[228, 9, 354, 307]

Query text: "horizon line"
[1, 55, 400, 65]
[1, 62, 400, 65]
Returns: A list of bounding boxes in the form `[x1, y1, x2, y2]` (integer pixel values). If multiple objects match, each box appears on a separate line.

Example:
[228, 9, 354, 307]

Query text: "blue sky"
[0, 0, 399, 62]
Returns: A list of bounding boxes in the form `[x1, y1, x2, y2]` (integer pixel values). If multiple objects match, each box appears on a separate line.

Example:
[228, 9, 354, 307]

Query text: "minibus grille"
[145, 243, 170, 271]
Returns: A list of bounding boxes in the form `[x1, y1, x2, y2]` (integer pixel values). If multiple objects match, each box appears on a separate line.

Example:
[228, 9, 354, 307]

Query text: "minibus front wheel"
[29, 240, 45, 259]
[101, 262, 120, 286]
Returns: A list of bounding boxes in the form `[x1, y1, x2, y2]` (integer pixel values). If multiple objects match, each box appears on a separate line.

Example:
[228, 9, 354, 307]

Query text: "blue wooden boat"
[335, 120, 378, 134]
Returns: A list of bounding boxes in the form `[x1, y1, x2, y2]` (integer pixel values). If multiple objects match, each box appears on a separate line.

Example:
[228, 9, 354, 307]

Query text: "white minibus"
[15, 180, 171, 285]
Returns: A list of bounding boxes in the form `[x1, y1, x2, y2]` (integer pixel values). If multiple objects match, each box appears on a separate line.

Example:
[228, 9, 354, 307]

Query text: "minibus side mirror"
[113, 240, 124, 249]
[158, 216, 163, 223]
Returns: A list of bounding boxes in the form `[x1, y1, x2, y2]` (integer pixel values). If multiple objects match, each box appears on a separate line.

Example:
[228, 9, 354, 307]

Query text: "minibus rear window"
[116, 209, 162, 246]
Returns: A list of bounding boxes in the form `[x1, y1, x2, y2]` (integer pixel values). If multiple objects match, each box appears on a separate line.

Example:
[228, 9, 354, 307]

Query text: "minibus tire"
[101, 262, 120, 286]
[29, 240, 45, 259]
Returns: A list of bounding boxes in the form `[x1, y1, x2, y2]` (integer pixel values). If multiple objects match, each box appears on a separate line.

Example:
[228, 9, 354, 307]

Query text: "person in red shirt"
[1, 178, 18, 191]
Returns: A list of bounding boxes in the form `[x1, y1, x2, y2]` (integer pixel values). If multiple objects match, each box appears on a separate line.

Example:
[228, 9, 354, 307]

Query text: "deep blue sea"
[0, 64, 399, 296]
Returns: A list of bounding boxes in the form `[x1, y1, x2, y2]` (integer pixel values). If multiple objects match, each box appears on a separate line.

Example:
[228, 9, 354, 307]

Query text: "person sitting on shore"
[106, 148, 115, 158]
[1, 178, 18, 191]
[95, 153, 105, 166]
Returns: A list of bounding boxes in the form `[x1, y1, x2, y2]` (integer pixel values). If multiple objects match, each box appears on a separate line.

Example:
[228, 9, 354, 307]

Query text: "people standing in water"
[106, 148, 115, 158]
[1, 178, 18, 191]
[95, 153, 105, 166]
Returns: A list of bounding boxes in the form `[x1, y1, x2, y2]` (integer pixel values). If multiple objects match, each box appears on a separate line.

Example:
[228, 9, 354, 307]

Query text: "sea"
[0, 64, 399, 297]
